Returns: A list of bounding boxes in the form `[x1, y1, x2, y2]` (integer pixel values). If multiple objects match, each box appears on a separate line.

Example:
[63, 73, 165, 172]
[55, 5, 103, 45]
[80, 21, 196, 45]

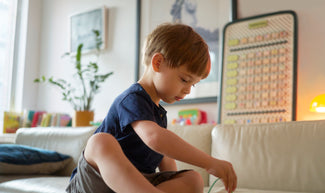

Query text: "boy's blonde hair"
[143, 23, 210, 79]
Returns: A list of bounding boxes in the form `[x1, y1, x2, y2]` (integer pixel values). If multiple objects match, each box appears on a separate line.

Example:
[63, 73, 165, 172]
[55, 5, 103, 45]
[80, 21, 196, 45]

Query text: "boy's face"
[153, 60, 202, 104]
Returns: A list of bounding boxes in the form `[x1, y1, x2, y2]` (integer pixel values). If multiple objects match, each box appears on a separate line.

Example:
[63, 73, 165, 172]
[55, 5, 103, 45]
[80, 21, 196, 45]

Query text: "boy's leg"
[156, 170, 204, 193]
[84, 133, 164, 193]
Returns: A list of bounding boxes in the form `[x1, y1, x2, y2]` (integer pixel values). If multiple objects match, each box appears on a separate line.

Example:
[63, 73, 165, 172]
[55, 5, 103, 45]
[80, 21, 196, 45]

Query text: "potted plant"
[34, 30, 113, 126]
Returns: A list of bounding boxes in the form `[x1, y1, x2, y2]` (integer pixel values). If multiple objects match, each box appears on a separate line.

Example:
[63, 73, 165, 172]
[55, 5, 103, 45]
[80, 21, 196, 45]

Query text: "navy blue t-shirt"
[94, 83, 167, 174]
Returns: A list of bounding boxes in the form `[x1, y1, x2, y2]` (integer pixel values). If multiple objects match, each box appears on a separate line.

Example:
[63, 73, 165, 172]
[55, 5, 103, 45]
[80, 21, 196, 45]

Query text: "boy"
[66, 23, 237, 193]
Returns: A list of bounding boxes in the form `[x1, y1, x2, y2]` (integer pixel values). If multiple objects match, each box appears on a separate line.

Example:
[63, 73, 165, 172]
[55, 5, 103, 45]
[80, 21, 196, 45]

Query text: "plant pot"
[73, 111, 94, 127]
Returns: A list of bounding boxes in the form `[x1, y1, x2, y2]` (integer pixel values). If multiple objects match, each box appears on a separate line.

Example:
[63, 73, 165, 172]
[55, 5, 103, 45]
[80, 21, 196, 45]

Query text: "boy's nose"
[182, 86, 191, 95]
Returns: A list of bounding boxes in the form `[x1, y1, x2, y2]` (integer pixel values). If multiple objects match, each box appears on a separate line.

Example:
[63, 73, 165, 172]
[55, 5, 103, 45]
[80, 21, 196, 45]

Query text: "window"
[0, 0, 18, 131]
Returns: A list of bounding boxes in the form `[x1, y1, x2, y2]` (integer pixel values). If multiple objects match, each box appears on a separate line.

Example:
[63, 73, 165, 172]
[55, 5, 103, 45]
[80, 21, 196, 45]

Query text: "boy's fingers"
[217, 161, 237, 193]
[227, 174, 232, 193]
[227, 168, 237, 193]
[226, 164, 236, 190]
[221, 178, 229, 192]
[232, 166, 237, 191]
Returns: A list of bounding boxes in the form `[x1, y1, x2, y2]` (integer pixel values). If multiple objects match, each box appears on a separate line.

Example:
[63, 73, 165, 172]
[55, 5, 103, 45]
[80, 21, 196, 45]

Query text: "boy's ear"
[151, 53, 164, 72]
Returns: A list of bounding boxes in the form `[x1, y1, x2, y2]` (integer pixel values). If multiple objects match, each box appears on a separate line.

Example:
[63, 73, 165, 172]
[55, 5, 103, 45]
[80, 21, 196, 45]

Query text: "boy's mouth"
[175, 96, 183, 101]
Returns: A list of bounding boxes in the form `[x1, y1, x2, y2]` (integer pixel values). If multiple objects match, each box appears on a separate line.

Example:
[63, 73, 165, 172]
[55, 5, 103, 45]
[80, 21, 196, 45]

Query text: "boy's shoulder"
[114, 83, 152, 106]
[119, 83, 146, 99]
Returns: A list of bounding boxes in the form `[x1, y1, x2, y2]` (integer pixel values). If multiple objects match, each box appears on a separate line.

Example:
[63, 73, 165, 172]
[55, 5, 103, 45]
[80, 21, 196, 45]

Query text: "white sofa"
[1, 120, 325, 193]
[0, 126, 96, 193]
[169, 120, 325, 193]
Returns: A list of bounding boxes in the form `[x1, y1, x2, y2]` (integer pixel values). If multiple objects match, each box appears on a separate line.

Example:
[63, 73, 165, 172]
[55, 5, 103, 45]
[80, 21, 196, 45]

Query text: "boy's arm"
[132, 120, 218, 169]
[158, 156, 177, 172]
[132, 120, 237, 193]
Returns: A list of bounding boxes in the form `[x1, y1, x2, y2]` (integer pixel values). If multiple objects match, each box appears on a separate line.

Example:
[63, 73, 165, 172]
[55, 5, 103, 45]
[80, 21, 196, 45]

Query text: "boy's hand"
[207, 158, 237, 193]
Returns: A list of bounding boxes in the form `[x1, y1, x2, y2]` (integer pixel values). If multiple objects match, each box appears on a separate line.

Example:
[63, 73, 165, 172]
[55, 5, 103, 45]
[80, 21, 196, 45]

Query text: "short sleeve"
[118, 93, 156, 131]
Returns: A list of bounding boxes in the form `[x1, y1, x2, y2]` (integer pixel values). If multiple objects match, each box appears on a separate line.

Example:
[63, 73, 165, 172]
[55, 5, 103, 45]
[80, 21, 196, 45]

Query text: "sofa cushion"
[15, 126, 97, 176]
[0, 144, 72, 174]
[210, 120, 325, 193]
[0, 176, 69, 193]
[204, 178, 310, 193]
[204, 186, 310, 193]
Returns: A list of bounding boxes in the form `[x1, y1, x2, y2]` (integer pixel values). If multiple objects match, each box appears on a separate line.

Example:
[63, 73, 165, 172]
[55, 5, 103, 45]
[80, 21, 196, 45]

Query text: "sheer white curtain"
[0, 0, 18, 132]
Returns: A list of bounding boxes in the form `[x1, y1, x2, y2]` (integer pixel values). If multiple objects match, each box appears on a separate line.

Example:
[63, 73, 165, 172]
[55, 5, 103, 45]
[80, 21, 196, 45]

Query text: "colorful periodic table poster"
[218, 11, 297, 124]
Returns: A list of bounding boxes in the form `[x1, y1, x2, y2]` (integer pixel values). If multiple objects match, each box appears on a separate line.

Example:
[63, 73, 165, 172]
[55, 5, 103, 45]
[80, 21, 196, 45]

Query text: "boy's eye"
[180, 77, 196, 87]
[181, 78, 188, 83]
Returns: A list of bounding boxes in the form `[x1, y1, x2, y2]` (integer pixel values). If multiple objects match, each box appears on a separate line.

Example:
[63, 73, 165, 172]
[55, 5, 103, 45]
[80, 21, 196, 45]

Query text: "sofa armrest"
[15, 127, 96, 176]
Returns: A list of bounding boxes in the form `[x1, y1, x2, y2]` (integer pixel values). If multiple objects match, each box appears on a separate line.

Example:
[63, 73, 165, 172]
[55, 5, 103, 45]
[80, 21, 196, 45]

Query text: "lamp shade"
[310, 94, 325, 113]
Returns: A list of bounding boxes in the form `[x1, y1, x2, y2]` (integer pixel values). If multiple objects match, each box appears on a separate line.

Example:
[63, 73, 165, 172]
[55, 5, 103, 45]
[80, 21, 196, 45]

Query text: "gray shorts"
[66, 153, 189, 193]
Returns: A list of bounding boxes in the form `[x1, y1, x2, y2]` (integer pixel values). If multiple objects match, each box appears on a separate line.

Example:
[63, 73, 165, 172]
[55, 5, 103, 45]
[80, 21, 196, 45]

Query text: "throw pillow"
[0, 144, 72, 174]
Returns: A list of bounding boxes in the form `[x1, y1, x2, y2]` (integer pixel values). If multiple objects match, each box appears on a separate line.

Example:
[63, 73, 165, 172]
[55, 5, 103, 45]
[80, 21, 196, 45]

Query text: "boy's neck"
[137, 78, 160, 107]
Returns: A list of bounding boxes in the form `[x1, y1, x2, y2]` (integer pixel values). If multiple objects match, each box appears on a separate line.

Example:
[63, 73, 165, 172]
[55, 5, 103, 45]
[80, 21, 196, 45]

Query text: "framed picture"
[70, 6, 107, 53]
[136, 0, 234, 105]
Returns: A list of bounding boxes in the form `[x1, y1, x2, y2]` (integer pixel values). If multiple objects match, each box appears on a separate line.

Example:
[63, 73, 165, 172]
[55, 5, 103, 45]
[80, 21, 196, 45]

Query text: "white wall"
[29, 0, 137, 120]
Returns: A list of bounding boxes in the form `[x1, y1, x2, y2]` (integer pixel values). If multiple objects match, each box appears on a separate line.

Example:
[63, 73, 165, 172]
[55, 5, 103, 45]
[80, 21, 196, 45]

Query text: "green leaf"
[34, 75, 46, 83]
[96, 72, 114, 82]
[92, 30, 103, 51]
[76, 44, 83, 70]
[93, 29, 100, 36]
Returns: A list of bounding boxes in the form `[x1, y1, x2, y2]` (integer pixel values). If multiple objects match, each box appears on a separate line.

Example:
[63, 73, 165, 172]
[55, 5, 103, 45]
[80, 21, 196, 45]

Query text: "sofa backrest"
[211, 120, 325, 193]
[167, 124, 215, 186]
[15, 127, 96, 176]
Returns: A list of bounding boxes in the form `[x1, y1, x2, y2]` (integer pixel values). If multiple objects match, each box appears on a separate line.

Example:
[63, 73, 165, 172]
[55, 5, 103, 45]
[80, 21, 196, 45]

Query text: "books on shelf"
[31, 111, 46, 127]
[35, 112, 72, 127]
[3, 112, 23, 133]
[40, 113, 72, 127]
[22, 110, 35, 127]
[3, 110, 72, 133]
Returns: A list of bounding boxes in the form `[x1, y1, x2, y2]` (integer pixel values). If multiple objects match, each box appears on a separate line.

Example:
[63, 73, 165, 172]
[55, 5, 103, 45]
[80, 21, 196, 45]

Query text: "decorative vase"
[73, 111, 94, 127]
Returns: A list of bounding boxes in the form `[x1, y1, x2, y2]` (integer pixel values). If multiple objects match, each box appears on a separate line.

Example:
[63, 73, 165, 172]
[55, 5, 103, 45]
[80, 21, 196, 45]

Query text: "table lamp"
[310, 94, 325, 113]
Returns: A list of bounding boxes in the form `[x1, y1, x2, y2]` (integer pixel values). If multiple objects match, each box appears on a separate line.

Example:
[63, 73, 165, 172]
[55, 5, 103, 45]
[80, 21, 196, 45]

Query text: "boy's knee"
[87, 133, 120, 154]
[180, 170, 204, 191]
[188, 170, 204, 186]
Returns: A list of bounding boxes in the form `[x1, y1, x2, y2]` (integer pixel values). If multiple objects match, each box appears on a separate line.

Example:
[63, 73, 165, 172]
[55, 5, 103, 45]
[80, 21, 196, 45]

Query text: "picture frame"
[136, 0, 234, 105]
[70, 6, 107, 53]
